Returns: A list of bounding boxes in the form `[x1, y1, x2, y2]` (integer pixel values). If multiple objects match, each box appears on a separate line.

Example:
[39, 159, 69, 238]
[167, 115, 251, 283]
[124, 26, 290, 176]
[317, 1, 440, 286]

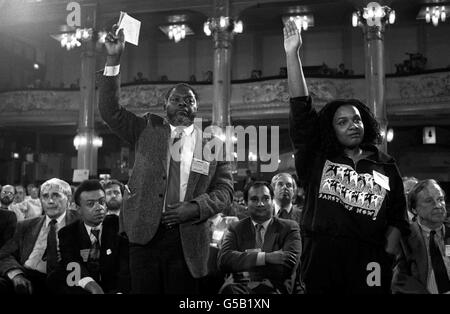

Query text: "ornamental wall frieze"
[0, 90, 79, 113]
[0, 71, 449, 121]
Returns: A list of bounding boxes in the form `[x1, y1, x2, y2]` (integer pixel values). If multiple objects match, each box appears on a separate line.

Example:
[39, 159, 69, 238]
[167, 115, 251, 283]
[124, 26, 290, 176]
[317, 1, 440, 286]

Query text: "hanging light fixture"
[352, 2, 395, 28]
[51, 26, 107, 51]
[418, 5, 447, 26]
[203, 17, 244, 36]
[159, 24, 194, 43]
[282, 15, 314, 31]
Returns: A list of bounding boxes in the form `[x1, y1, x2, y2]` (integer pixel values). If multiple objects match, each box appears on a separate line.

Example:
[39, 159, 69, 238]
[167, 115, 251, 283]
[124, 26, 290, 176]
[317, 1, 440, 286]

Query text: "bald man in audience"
[0, 178, 78, 294]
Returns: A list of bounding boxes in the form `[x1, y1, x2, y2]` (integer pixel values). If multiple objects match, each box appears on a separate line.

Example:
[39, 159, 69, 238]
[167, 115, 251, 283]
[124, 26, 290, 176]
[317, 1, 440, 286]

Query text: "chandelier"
[352, 2, 395, 27]
[203, 17, 243, 36]
[425, 6, 446, 26]
[159, 24, 193, 43]
[51, 26, 107, 50]
[282, 15, 314, 31]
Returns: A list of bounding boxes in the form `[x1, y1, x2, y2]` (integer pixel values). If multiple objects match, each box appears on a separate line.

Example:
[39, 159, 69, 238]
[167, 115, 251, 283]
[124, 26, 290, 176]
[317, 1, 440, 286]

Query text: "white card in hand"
[116, 11, 141, 46]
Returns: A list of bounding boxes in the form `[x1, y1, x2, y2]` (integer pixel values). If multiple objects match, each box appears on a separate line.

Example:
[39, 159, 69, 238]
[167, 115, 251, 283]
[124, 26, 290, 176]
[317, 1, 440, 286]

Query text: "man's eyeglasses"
[168, 95, 196, 106]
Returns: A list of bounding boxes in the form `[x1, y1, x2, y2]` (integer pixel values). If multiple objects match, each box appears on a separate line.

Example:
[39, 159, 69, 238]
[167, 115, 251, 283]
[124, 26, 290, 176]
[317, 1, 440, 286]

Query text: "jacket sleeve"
[391, 238, 429, 294]
[282, 221, 302, 266]
[191, 159, 234, 223]
[386, 163, 410, 236]
[0, 221, 26, 277]
[217, 226, 259, 273]
[58, 226, 91, 281]
[98, 73, 147, 145]
[289, 96, 320, 185]
[116, 234, 131, 293]
[3, 212, 17, 245]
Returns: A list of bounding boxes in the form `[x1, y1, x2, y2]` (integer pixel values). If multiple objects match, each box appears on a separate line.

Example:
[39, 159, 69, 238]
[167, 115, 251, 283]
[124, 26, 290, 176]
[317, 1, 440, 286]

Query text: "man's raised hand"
[105, 24, 125, 65]
[283, 20, 302, 55]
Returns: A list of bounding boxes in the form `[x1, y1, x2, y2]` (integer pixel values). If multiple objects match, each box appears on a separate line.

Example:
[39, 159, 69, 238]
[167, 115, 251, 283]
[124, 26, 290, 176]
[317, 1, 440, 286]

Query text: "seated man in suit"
[57, 179, 129, 294]
[271, 173, 302, 226]
[392, 179, 450, 294]
[218, 181, 301, 294]
[0, 178, 78, 294]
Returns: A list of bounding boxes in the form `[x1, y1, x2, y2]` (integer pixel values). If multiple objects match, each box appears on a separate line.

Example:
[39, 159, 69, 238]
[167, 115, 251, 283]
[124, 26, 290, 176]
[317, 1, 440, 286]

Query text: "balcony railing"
[0, 69, 449, 127]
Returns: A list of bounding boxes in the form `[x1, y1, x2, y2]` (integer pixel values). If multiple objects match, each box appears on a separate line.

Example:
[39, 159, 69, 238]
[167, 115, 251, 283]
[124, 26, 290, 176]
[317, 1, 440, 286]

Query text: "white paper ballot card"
[117, 11, 141, 46]
[73, 169, 89, 183]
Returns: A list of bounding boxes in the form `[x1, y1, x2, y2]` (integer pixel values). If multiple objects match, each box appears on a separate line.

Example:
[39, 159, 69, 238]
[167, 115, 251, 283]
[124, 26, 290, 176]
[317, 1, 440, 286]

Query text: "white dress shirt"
[78, 223, 103, 289]
[14, 212, 67, 276]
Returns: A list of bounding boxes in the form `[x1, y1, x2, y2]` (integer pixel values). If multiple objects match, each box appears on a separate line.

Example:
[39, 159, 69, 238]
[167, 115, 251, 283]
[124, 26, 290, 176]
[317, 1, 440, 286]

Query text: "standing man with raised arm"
[284, 20, 409, 294]
[98, 25, 233, 294]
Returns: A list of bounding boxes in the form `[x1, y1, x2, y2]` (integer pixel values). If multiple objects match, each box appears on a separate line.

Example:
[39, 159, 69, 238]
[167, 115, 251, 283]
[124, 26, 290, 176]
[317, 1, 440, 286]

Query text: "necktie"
[46, 219, 58, 274]
[165, 131, 182, 210]
[255, 224, 264, 249]
[429, 230, 450, 293]
[89, 228, 101, 262]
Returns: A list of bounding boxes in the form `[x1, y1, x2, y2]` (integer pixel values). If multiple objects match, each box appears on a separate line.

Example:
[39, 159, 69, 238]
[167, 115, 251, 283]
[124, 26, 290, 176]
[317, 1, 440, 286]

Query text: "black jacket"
[58, 215, 130, 293]
[0, 209, 16, 249]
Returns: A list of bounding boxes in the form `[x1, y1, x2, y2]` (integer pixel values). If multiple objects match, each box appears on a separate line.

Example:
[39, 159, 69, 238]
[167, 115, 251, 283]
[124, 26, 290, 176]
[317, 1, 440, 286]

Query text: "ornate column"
[353, 2, 395, 152]
[204, 0, 243, 128]
[76, 3, 99, 176]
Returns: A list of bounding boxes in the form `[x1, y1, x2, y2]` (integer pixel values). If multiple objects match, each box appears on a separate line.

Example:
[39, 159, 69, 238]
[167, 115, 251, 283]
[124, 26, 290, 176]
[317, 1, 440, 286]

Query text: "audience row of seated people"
[0, 184, 43, 222]
[0, 173, 448, 294]
[0, 178, 127, 294]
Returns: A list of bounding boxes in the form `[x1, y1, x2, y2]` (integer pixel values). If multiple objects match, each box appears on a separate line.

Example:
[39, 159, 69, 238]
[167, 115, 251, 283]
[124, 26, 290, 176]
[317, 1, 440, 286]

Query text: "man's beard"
[167, 111, 195, 126]
[276, 194, 292, 205]
[0, 197, 14, 206]
[106, 200, 121, 211]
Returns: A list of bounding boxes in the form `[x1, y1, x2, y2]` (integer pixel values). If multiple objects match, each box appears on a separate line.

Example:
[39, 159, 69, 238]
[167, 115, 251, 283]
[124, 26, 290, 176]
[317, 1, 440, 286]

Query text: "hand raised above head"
[283, 20, 302, 54]
[105, 24, 125, 64]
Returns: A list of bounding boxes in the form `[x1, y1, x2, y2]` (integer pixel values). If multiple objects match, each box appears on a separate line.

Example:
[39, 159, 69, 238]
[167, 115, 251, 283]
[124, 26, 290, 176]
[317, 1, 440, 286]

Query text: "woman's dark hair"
[318, 99, 381, 157]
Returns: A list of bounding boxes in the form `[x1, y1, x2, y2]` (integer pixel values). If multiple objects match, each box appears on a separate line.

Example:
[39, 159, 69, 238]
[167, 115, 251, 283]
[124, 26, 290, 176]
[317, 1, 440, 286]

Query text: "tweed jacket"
[98, 74, 233, 278]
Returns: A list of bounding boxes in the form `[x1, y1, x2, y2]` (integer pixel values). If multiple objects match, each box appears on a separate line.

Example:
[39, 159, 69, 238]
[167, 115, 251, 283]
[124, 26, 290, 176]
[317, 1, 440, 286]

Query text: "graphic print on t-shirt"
[318, 160, 386, 220]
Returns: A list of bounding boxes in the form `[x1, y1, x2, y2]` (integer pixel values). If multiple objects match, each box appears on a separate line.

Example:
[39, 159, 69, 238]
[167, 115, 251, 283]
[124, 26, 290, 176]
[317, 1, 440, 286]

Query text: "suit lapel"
[162, 124, 170, 175]
[23, 217, 46, 262]
[79, 221, 92, 250]
[242, 218, 256, 249]
[263, 219, 278, 252]
[184, 127, 206, 200]
[409, 222, 428, 284]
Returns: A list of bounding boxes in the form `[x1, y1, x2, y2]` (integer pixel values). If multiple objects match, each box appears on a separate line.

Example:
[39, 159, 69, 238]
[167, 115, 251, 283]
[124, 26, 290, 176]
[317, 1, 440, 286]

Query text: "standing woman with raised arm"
[283, 20, 409, 294]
